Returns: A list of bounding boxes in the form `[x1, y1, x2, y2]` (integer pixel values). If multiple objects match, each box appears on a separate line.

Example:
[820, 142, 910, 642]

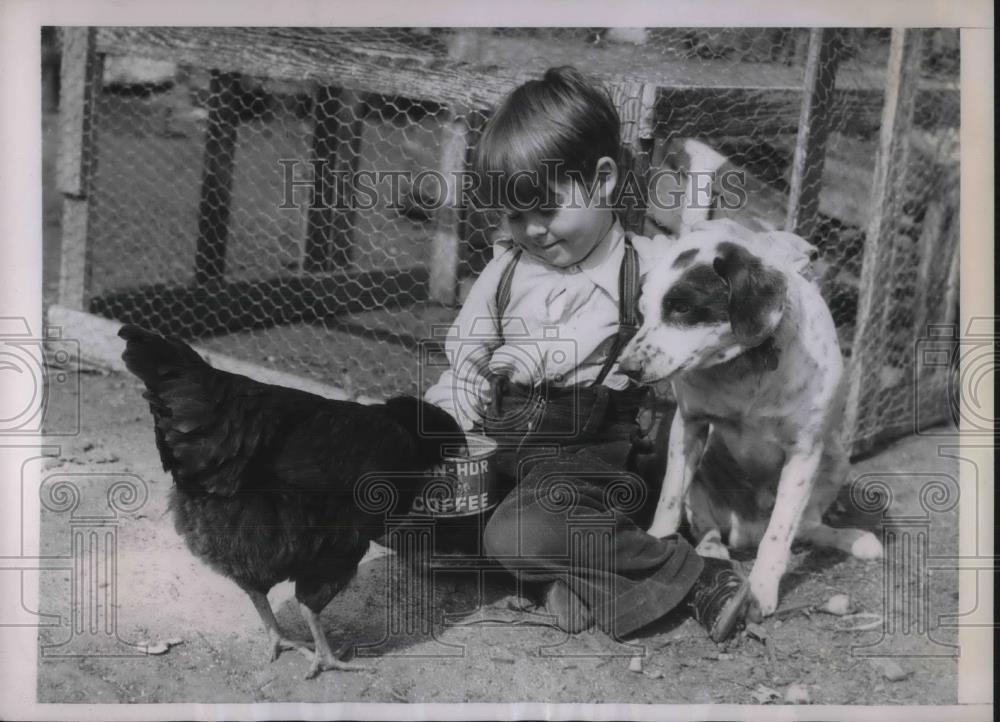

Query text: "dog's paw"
[850, 532, 884, 560]
[647, 525, 677, 540]
[646, 514, 681, 540]
[748, 568, 780, 618]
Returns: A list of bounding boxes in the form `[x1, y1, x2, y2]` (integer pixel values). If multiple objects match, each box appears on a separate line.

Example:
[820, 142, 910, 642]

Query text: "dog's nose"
[617, 355, 643, 379]
[620, 367, 643, 381]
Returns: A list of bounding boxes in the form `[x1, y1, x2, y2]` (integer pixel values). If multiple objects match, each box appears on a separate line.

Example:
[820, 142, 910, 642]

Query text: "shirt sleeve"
[423, 245, 515, 431]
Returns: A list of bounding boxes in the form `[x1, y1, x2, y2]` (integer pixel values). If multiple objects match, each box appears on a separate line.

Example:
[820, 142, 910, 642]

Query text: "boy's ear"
[592, 156, 618, 200]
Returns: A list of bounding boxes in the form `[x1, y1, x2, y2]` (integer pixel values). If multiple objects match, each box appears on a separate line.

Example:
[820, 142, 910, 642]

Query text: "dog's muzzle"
[616, 351, 645, 381]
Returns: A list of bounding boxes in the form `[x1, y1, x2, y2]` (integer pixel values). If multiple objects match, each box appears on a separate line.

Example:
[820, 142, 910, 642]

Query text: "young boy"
[424, 66, 749, 642]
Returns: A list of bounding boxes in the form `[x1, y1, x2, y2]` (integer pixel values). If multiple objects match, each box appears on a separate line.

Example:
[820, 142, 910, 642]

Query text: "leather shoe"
[686, 556, 750, 643]
[544, 580, 595, 634]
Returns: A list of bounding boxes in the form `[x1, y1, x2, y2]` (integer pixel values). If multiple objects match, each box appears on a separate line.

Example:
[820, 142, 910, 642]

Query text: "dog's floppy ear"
[712, 241, 787, 344]
[758, 230, 819, 277]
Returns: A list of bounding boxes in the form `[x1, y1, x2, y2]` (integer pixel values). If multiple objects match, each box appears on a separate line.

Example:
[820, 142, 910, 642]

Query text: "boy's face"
[503, 158, 617, 268]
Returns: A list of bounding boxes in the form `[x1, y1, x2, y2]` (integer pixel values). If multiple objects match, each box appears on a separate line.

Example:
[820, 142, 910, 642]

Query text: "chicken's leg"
[246, 589, 314, 662]
[299, 603, 370, 679]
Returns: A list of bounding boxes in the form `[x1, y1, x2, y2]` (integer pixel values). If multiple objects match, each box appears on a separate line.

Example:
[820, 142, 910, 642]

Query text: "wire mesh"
[843, 30, 961, 450]
[51, 27, 960, 451]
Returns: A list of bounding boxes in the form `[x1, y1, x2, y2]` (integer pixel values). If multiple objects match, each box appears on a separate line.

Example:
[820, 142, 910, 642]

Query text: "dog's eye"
[663, 299, 691, 315]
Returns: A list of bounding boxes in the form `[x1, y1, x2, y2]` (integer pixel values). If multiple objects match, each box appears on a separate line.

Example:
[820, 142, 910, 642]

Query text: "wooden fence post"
[57, 27, 103, 311]
[844, 29, 924, 453]
[612, 82, 657, 234]
[429, 106, 471, 306]
[194, 71, 241, 285]
[304, 85, 339, 272]
[913, 197, 954, 337]
[330, 89, 367, 271]
[305, 87, 367, 272]
[785, 28, 842, 239]
[458, 109, 490, 285]
[941, 229, 960, 331]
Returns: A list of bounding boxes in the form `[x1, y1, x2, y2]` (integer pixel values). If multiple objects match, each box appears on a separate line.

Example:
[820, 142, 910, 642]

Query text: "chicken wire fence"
[51, 27, 960, 454]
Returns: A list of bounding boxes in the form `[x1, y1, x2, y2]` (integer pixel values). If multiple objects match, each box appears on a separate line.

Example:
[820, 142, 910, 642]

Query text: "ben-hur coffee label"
[410, 435, 499, 518]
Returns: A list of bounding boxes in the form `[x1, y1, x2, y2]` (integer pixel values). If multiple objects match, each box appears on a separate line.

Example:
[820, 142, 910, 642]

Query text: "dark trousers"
[480, 384, 703, 639]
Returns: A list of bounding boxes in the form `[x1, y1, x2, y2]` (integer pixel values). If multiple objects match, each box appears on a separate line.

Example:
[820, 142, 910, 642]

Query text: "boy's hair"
[473, 66, 621, 211]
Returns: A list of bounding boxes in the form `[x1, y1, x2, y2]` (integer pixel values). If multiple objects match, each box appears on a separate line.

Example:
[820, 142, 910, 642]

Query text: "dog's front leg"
[647, 411, 707, 539]
[748, 443, 823, 618]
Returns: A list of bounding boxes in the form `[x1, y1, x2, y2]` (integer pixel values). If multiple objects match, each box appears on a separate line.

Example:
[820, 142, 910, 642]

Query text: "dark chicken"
[118, 324, 464, 678]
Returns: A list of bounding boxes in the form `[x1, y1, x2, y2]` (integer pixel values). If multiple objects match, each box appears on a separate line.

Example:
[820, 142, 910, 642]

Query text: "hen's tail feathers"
[118, 324, 208, 389]
[383, 396, 466, 467]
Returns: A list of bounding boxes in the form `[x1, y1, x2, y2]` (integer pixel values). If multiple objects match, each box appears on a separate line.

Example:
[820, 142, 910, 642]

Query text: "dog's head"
[619, 222, 796, 383]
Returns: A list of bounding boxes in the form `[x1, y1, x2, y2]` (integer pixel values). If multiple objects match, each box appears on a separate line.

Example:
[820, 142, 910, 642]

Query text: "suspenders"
[492, 233, 641, 387]
[494, 247, 522, 341]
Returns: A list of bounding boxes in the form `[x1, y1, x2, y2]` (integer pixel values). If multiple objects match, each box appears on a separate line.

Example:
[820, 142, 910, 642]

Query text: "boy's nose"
[525, 221, 547, 238]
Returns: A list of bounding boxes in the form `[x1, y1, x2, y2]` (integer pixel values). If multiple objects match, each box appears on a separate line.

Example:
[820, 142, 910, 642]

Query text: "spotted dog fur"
[619, 220, 883, 619]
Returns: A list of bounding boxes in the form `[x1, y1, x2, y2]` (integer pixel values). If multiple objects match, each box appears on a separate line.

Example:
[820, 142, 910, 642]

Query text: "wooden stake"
[430, 106, 470, 306]
[844, 29, 924, 453]
[194, 71, 240, 285]
[785, 28, 842, 239]
[57, 27, 103, 311]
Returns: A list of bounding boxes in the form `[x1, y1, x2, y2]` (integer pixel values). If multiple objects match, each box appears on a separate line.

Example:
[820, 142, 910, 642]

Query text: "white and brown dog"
[618, 219, 883, 618]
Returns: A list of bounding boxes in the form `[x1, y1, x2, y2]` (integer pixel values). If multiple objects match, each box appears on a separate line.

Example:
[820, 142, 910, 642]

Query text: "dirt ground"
[35, 366, 960, 705]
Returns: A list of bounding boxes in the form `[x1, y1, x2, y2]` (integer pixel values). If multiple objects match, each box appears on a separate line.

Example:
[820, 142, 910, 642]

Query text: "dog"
[618, 219, 883, 618]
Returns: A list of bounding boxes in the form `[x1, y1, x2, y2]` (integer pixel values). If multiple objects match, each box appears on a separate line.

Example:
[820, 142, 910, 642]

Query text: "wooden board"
[94, 27, 958, 134]
[87, 267, 430, 337]
[656, 82, 957, 139]
[47, 305, 363, 402]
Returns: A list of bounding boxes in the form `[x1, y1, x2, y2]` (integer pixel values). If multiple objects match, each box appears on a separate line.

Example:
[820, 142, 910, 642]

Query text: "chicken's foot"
[246, 589, 314, 663]
[299, 603, 371, 679]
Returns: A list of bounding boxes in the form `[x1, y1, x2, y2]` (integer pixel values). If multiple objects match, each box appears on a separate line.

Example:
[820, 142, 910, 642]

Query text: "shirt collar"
[572, 218, 625, 301]
[491, 218, 625, 300]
